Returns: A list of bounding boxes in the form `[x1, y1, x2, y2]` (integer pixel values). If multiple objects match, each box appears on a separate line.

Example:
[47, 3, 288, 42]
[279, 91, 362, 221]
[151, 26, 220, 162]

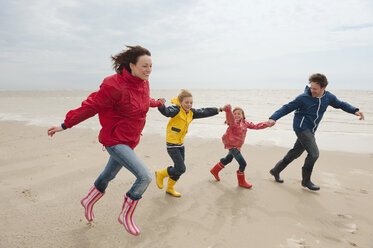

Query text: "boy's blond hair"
[177, 89, 193, 103]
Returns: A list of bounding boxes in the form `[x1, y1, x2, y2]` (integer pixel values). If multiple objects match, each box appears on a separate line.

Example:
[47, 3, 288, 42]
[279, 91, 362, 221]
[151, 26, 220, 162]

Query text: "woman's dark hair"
[309, 73, 328, 88]
[111, 45, 151, 74]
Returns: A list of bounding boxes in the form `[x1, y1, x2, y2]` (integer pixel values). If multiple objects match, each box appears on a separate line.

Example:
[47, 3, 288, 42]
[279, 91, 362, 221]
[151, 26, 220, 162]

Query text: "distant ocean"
[1, 89, 372, 153]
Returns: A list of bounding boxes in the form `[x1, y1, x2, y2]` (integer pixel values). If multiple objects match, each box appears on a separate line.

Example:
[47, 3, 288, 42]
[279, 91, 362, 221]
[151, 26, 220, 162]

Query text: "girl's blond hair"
[225, 107, 246, 125]
[177, 89, 193, 103]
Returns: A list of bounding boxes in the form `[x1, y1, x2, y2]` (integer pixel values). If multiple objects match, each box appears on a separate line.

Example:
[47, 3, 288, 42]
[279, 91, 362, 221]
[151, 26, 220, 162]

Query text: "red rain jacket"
[222, 106, 268, 151]
[64, 69, 161, 148]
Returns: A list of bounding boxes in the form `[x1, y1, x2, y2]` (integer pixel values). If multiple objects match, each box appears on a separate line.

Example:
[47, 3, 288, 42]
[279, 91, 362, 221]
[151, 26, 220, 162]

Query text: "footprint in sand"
[359, 189, 368, 194]
[21, 188, 37, 202]
[344, 223, 358, 234]
[336, 213, 358, 233]
[337, 213, 352, 219]
[342, 239, 358, 247]
[350, 169, 373, 177]
[320, 172, 341, 190]
[281, 237, 311, 248]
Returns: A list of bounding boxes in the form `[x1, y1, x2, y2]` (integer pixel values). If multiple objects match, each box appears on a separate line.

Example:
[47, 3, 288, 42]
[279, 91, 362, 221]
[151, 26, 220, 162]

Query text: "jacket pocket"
[299, 116, 305, 128]
[171, 127, 181, 132]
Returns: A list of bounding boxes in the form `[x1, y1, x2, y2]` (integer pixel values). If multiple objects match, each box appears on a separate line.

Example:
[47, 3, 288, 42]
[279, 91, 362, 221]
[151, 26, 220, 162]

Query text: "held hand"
[267, 119, 276, 127]
[355, 111, 364, 120]
[222, 104, 231, 111]
[47, 125, 64, 137]
[158, 98, 166, 105]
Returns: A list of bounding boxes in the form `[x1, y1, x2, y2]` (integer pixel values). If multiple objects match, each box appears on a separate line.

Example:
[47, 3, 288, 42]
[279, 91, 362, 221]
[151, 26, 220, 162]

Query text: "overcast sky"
[1, 0, 373, 90]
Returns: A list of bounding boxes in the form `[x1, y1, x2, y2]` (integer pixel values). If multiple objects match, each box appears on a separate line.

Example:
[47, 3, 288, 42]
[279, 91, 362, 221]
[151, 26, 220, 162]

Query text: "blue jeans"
[94, 144, 152, 201]
[274, 129, 319, 175]
[220, 148, 247, 172]
[167, 146, 186, 181]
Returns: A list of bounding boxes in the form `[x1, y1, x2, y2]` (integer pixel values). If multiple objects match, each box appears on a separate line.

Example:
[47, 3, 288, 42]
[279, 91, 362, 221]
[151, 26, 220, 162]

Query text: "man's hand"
[267, 119, 276, 127]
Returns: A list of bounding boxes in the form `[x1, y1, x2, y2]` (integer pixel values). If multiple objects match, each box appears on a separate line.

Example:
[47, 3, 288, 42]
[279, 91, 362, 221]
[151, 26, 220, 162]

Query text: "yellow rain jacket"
[165, 98, 193, 144]
[158, 98, 220, 145]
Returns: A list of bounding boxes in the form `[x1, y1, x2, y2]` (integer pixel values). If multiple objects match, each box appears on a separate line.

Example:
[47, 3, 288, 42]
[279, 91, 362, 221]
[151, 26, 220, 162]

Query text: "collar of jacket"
[171, 97, 181, 106]
[121, 68, 148, 85]
[305, 85, 326, 98]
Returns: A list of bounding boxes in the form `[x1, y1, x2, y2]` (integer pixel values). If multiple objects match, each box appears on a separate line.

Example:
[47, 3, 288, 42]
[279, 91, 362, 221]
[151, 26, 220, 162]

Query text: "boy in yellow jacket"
[156, 89, 227, 197]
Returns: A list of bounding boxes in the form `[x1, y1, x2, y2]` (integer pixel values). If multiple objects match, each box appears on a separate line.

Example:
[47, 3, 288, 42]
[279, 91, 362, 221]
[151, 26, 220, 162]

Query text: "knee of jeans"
[176, 166, 186, 175]
[310, 152, 319, 161]
[143, 172, 152, 185]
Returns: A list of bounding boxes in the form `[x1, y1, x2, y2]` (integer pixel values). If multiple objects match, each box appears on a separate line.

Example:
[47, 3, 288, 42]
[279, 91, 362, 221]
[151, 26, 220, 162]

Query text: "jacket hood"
[304, 85, 310, 93]
[171, 97, 181, 106]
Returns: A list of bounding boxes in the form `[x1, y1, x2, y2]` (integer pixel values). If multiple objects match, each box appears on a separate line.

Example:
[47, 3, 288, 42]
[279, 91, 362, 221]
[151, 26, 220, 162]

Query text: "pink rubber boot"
[80, 186, 104, 222]
[118, 196, 141, 236]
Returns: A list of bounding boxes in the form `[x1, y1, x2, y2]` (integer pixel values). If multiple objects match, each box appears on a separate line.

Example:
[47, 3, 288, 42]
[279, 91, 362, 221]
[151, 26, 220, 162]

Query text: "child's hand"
[222, 104, 231, 111]
[158, 98, 166, 105]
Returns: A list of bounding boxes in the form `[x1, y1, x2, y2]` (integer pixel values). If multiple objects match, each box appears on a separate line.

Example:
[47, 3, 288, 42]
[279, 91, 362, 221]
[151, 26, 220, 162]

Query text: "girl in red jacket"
[210, 105, 268, 188]
[47, 45, 164, 236]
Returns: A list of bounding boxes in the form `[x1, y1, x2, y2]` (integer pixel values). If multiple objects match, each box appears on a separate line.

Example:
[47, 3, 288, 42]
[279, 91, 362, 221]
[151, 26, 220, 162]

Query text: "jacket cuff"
[61, 123, 67, 130]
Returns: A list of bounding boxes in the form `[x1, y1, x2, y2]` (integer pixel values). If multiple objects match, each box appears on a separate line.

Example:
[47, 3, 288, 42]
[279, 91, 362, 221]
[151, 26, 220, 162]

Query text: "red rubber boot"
[236, 170, 252, 189]
[210, 162, 224, 181]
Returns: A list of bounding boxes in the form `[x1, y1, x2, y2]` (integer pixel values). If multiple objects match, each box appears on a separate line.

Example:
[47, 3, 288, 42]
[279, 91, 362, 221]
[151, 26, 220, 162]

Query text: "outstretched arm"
[47, 84, 120, 137]
[150, 97, 165, 107]
[224, 105, 236, 125]
[158, 104, 180, 118]
[269, 96, 301, 122]
[192, 104, 228, 119]
[245, 120, 268, 130]
[329, 93, 360, 115]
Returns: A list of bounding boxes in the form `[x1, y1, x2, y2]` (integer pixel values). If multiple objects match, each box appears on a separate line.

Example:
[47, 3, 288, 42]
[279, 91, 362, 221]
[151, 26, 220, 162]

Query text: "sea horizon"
[1, 89, 372, 154]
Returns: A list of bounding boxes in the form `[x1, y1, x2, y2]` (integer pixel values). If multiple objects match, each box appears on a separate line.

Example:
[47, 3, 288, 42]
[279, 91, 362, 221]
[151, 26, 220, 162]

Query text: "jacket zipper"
[299, 116, 305, 128]
[312, 98, 321, 133]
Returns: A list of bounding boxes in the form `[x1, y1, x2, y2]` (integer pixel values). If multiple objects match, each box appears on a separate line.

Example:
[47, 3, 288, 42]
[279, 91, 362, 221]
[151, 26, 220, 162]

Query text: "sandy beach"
[0, 120, 372, 248]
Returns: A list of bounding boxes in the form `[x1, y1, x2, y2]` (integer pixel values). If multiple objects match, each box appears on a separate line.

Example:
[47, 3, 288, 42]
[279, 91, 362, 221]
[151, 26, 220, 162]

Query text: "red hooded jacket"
[222, 106, 268, 151]
[64, 69, 161, 149]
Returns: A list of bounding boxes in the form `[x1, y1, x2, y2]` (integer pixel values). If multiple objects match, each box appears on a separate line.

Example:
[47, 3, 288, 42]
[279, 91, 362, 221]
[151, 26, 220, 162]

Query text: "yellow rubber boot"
[166, 178, 181, 197]
[155, 168, 169, 189]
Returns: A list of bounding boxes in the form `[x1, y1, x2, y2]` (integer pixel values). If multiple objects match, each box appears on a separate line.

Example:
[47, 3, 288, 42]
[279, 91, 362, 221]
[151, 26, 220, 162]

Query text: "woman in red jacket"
[47, 45, 164, 236]
[210, 105, 269, 188]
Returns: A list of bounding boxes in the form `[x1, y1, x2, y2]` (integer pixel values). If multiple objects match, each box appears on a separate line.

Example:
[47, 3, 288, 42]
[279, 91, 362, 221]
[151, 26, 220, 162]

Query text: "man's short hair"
[309, 73, 328, 88]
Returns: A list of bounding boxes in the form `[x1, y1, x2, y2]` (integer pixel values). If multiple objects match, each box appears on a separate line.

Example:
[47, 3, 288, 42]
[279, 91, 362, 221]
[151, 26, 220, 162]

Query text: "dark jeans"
[274, 129, 319, 175]
[220, 148, 247, 172]
[167, 146, 186, 181]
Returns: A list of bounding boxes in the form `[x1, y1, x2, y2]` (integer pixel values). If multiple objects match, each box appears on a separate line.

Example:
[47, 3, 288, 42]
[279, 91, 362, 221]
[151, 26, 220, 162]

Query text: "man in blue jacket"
[267, 73, 364, 191]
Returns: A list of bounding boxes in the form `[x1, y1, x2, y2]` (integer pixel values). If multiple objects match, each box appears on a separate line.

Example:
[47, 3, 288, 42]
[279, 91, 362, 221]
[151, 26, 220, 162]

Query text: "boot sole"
[301, 184, 320, 191]
[269, 170, 284, 183]
[166, 191, 181, 197]
[210, 171, 220, 181]
[238, 185, 253, 189]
